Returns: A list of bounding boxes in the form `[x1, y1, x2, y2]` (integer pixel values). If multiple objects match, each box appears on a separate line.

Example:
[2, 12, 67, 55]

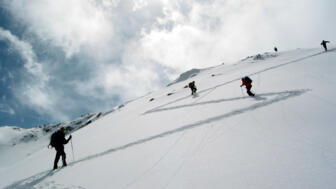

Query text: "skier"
[49, 127, 72, 170]
[321, 40, 330, 52]
[240, 76, 255, 96]
[188, 81, 197, 95]
[274, 47, 278, 52]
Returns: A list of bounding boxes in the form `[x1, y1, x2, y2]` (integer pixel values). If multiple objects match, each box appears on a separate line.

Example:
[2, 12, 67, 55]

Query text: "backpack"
[49, 131, 58, 148]
[244, 76, 252, 84]
[189, 81, 195, 89]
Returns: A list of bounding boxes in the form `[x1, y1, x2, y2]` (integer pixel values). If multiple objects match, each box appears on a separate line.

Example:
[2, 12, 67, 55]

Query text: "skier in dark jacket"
[240, 76, 255, 96]
[321, 40, 330, 52]
[50, 127, 72, 170]
[188, 81, 197, 95]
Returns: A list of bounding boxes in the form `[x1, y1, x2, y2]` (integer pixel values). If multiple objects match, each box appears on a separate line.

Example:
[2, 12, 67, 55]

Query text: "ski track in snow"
[162, 125, 214, 189]
[121, 131, 186, 189]
[70, 89, 308, 167]
[3, 169, 86, 189]
[144, 49, 334, 115]
[322, 140, 336, 170]
[144, 90, 304, 115]
[3, 89, 309, 189]
[3, 48, 335, 189]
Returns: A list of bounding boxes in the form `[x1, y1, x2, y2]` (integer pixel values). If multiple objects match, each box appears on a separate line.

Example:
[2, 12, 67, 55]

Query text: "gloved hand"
[68, 135, 72, 140]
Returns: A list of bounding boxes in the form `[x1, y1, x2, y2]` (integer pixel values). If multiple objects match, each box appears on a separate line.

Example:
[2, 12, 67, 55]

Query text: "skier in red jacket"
[240, 76, 255, 96]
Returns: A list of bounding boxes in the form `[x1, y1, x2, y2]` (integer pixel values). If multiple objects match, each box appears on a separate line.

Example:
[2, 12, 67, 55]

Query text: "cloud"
[133, 0, 148, 11]
[0, 27, 70, 121]
[5, 0, 335, 63]
[0, 104, 15, 115]
[0, 27, 48, 82]
[5, 0, 116, 58]
[1, 0, 335, 125]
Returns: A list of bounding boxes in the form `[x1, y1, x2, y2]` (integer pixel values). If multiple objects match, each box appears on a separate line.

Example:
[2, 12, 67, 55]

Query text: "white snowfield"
[1, 47, 336, 189]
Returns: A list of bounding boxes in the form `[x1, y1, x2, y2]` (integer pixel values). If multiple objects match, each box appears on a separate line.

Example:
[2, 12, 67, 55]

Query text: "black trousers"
[323, 44, 327, 51]
[191, 87, 197, 95]
[54, 147, 67, 169]
[246, 86, 255, 96]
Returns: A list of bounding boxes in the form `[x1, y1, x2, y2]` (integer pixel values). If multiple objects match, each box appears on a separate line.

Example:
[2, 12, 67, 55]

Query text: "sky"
[0, 0, 335, 128]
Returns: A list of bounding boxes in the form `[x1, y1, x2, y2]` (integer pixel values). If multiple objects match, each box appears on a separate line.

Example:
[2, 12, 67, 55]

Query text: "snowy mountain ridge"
[1, 47, 336, 189]
[0, 112, 106, 147]
[167, 68, 203, 86]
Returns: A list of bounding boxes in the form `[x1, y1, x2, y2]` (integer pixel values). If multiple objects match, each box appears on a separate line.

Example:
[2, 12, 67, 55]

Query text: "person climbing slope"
[274, 46, 278, 52]
[49, 127, 72, 170]
[321, 40, 330, 52]
[240, 76, 255, 97]
[188, 81, 197, 95]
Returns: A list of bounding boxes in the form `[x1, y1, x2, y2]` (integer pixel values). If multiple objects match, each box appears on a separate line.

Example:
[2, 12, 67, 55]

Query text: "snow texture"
[1, 47, 336, 189]
[167, 68, 202, 86]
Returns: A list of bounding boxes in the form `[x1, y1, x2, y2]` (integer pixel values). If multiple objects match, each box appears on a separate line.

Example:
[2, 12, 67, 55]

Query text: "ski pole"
[240, 87, 245, 97]
[70, 139, 75, 161]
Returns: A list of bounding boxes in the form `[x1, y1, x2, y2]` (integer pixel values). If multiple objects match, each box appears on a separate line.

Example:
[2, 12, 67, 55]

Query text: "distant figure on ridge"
[321, 40, 330, 52]
[240, 76, 255, 97]
[49, 127, 72, 170]
[188, 81, 197, 95]
[274, 47, 278, 52]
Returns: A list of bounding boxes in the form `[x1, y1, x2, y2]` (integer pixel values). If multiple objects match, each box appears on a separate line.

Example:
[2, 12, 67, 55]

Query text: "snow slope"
[0, 112, 105, 174]
[1, 47, 336, 189]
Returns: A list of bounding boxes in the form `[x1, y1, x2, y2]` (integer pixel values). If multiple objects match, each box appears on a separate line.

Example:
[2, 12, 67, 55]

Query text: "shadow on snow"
[4, 169, 59, 189]
[4, 48, 331, 188]
[150, 49, 330, 112]
[4, 89, 309, 189]
[143, 91, 287, 115]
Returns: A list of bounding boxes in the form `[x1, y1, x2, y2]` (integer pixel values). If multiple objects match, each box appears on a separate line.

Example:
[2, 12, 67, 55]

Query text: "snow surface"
[1, 47, 336, 189]
[167, 68, 203, 86]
